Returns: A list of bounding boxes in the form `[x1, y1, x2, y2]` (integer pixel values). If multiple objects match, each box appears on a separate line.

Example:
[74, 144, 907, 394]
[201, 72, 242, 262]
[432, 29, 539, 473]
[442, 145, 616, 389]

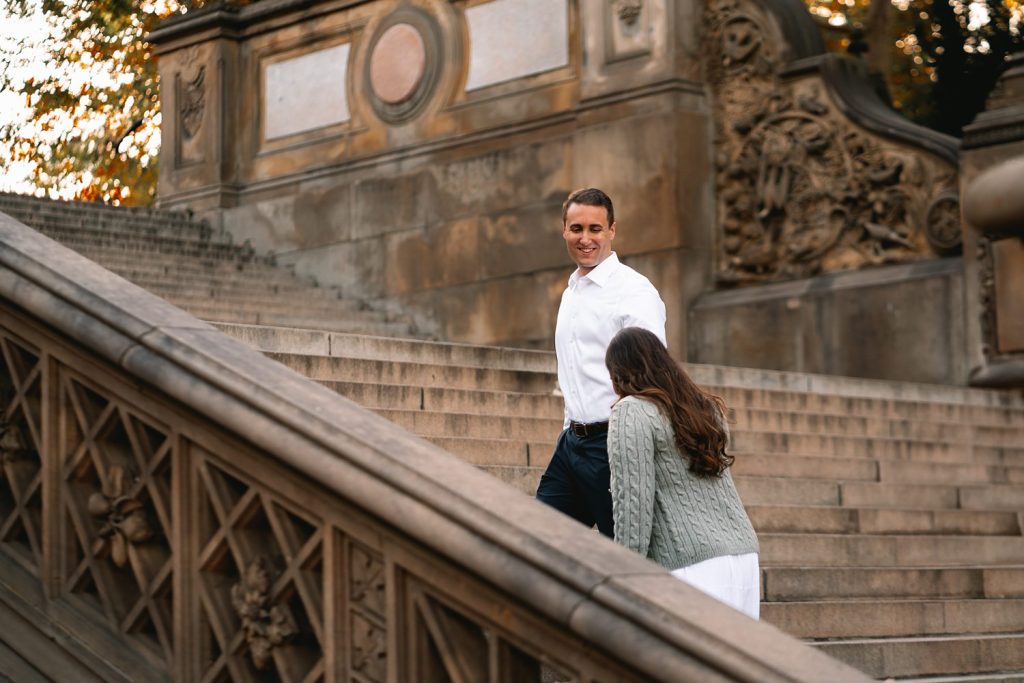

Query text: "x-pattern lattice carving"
[0, 331, 44, 573]
[407, 581, 578, 683]
[349, 542, 386, 683]
[196, 455, 324, 683]
[59, 372, 174, 664]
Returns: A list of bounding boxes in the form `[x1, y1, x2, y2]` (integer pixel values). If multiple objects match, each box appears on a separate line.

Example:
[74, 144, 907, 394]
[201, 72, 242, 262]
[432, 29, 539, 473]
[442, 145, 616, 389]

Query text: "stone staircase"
[6, 195, 1024, 680]
[215, 322, 1024, 683]
[0, 193, 416, 336]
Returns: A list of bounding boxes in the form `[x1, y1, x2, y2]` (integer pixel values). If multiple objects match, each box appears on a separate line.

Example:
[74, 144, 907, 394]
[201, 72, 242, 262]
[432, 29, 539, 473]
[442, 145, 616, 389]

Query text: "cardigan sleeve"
[608, 398, 657, 557]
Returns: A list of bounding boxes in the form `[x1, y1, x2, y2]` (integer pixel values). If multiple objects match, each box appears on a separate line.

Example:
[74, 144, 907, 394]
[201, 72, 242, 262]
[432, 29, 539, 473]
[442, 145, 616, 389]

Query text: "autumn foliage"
[0, 0, 203, 205]
[804, 0, 1023, 136]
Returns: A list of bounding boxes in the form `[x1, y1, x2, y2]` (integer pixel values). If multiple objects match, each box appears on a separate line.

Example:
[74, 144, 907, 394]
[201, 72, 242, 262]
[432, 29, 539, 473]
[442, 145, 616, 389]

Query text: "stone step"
[30, 225, 249, 253]
[688, 366, 1024, 409]
[67, 251, 292, 277]
[731, 408, 1024, 447]
[712, 388, 1024, 426]
[218, 324, 556, 372]
[319, 381, 564, 416]
[266, 353, 554, 392]
[115, 277, 351, 302]
[376, 409, 563, 442]
[11, 211, 213, 235]
[732, 430, 1024, 462]
[174, 300, 387, 322]
[813, 633, 1024, 679]
[906, 672, 1024, 683]
[739, 478, 1024, 511]
[156, 292, 363, 314]
[880, 460, 1024, 486]
[763, 567, 1024, 601]
[0, 200, 208, 234]
[759, 534, 1024, 567]
[748, 506, 1023, 536]
[764, 598, 1024, 638]
[200, 313, 413, 337]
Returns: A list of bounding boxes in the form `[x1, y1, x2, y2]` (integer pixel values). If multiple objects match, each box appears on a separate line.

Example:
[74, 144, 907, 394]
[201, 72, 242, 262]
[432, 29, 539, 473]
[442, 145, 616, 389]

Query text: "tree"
[804, 0, 1024, 136]
[0, 0, 201, 205]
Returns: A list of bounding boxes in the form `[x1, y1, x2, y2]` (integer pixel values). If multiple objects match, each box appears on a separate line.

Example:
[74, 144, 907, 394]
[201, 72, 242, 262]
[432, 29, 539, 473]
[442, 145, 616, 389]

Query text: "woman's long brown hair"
[605, 327, 733, 477]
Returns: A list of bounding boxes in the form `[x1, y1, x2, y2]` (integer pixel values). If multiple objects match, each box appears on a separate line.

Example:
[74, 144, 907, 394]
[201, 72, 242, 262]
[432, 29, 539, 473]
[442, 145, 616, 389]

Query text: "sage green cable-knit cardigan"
[607, 395, 759, 570]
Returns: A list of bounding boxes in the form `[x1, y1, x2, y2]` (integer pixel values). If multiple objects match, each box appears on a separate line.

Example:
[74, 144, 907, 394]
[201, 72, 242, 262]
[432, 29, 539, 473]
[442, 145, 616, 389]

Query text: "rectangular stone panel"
[263, 43, 351, 140]
[464, 0, 569, 91]
[992, 237, 1024, 353]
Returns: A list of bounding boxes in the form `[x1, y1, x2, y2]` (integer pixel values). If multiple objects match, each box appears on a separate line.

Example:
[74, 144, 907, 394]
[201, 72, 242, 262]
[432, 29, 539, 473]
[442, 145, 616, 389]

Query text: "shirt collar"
[572, 251, 619, 287]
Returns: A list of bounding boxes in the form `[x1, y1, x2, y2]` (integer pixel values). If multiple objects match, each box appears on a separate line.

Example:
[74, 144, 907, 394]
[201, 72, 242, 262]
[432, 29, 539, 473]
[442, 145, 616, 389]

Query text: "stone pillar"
[960, 52, 1024, 387]
[151, 6, 242, 212]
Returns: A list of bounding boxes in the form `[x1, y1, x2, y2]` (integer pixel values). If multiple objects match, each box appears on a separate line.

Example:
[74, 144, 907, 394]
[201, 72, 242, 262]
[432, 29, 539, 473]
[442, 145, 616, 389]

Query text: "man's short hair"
[562, 188, 614, 226]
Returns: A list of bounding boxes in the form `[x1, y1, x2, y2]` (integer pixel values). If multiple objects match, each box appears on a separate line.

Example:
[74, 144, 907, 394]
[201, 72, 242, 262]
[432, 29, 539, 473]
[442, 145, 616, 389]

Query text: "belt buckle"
[572, 422, 587, 438]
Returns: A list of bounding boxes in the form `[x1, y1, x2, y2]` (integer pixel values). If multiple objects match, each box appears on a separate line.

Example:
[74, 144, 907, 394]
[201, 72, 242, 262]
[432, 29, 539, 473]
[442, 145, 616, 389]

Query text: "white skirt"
[671, 552, 760, 620]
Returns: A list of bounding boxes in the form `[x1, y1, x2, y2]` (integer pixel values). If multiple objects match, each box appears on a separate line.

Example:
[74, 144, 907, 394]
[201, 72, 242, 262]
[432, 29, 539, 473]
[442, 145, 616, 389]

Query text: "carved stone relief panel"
[193, 451, 324, 681]
[0, 329, 44, 575]
[606, 0, 652, 62]
[704, 0, 960, 284]
[58, 369, 174, 665]
[175, 45, 208, 168]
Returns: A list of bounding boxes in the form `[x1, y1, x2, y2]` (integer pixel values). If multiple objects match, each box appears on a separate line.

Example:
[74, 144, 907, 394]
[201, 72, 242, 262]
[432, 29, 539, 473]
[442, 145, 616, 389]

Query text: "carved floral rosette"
[703, 0, 960, 285]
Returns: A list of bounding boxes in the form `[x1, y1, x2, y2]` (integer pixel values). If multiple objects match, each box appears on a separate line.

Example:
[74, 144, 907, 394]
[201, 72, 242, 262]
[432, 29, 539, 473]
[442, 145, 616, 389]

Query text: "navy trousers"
[535, 428, 614, 538]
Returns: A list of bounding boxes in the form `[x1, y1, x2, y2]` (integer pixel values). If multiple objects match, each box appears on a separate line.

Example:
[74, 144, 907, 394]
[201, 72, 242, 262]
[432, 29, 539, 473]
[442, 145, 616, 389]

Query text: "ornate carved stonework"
[350, 542, 387, 681]
[231, 557, 298, 669]
[977, 235, 997, 361]
[179, 65, 206, 140]
[704, 0, 959, 284]
[614, 0, 643, 26]
[87, 465, 154, 568]
[0, 419, 25, 467]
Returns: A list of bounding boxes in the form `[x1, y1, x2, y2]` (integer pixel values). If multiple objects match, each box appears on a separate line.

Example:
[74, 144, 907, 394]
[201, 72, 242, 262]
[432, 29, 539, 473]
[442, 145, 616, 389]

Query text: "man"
[536, 188, 667, 537]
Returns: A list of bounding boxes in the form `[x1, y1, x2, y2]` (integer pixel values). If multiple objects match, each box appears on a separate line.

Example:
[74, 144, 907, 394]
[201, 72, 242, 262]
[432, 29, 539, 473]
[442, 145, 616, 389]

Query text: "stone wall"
[688, 259, 965, 384]
[151, 0, 973, 384]
[150, 0, 713, 356]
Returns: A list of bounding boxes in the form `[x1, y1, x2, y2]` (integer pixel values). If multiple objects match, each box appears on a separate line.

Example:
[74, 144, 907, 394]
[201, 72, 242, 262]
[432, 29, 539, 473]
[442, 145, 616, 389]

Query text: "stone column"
[150, 6, 243, 212]
[960, 52, 1024, 387]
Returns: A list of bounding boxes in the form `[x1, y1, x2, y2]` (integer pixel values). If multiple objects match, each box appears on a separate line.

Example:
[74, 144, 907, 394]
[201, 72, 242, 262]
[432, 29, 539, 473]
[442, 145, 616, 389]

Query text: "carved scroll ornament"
[705, 0, 960, 284]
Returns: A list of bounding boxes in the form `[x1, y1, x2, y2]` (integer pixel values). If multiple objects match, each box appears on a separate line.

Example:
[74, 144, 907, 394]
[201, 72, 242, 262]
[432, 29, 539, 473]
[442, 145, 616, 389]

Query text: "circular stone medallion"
[369, 23, 426, 105]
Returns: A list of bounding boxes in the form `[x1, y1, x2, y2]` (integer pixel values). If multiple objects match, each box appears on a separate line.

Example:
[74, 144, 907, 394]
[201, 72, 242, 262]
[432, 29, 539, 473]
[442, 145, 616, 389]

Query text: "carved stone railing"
[0, 216, 868, 680]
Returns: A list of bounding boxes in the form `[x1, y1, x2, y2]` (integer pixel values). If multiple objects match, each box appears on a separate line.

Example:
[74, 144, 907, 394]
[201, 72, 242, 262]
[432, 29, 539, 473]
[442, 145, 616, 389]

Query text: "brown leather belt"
[569, 420, 609, 438]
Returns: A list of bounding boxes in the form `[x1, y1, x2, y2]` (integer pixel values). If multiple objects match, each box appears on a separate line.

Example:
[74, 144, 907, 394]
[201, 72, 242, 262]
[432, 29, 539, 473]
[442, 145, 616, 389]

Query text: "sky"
[0, 7, 50, 195]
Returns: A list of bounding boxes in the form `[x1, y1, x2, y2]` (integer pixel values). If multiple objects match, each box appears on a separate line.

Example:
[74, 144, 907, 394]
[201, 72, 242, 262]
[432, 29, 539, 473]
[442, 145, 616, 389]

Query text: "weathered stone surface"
[264, 43, 351, 140]
[464, 0, 569, 91]
[689, 260, 966, 384]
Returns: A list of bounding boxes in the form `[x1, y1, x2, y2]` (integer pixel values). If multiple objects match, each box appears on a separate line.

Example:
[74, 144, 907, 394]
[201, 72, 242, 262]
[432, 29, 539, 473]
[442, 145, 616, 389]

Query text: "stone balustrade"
[0, 210, 868, 680]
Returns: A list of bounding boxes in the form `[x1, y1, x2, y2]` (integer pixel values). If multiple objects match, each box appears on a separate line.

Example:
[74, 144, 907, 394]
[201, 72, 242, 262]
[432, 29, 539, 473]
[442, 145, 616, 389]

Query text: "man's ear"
[609, 221, 617, 238]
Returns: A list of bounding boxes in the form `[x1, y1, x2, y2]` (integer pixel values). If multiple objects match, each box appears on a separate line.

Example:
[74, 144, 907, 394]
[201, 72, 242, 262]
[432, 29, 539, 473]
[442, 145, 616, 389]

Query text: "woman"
[605, 326, 760, 619]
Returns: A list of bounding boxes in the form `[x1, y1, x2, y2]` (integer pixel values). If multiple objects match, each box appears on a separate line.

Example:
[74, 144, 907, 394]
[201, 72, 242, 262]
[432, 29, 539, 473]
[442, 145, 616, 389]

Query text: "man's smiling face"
[563, 202, 616, 276]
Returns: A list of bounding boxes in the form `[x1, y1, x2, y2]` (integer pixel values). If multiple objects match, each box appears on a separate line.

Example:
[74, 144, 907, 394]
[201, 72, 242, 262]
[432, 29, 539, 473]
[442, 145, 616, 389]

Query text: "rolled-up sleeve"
[608, 400, 657, 557]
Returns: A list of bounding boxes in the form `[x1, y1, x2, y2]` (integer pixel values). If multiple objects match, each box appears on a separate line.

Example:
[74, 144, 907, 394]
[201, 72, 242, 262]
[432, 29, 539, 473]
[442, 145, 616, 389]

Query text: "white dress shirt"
[555, 252, 667, 427]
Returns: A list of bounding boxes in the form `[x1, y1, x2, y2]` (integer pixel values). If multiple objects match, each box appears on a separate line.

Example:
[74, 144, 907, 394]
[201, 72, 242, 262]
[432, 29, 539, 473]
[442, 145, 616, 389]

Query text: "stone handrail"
[0, 212, 869, 681]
